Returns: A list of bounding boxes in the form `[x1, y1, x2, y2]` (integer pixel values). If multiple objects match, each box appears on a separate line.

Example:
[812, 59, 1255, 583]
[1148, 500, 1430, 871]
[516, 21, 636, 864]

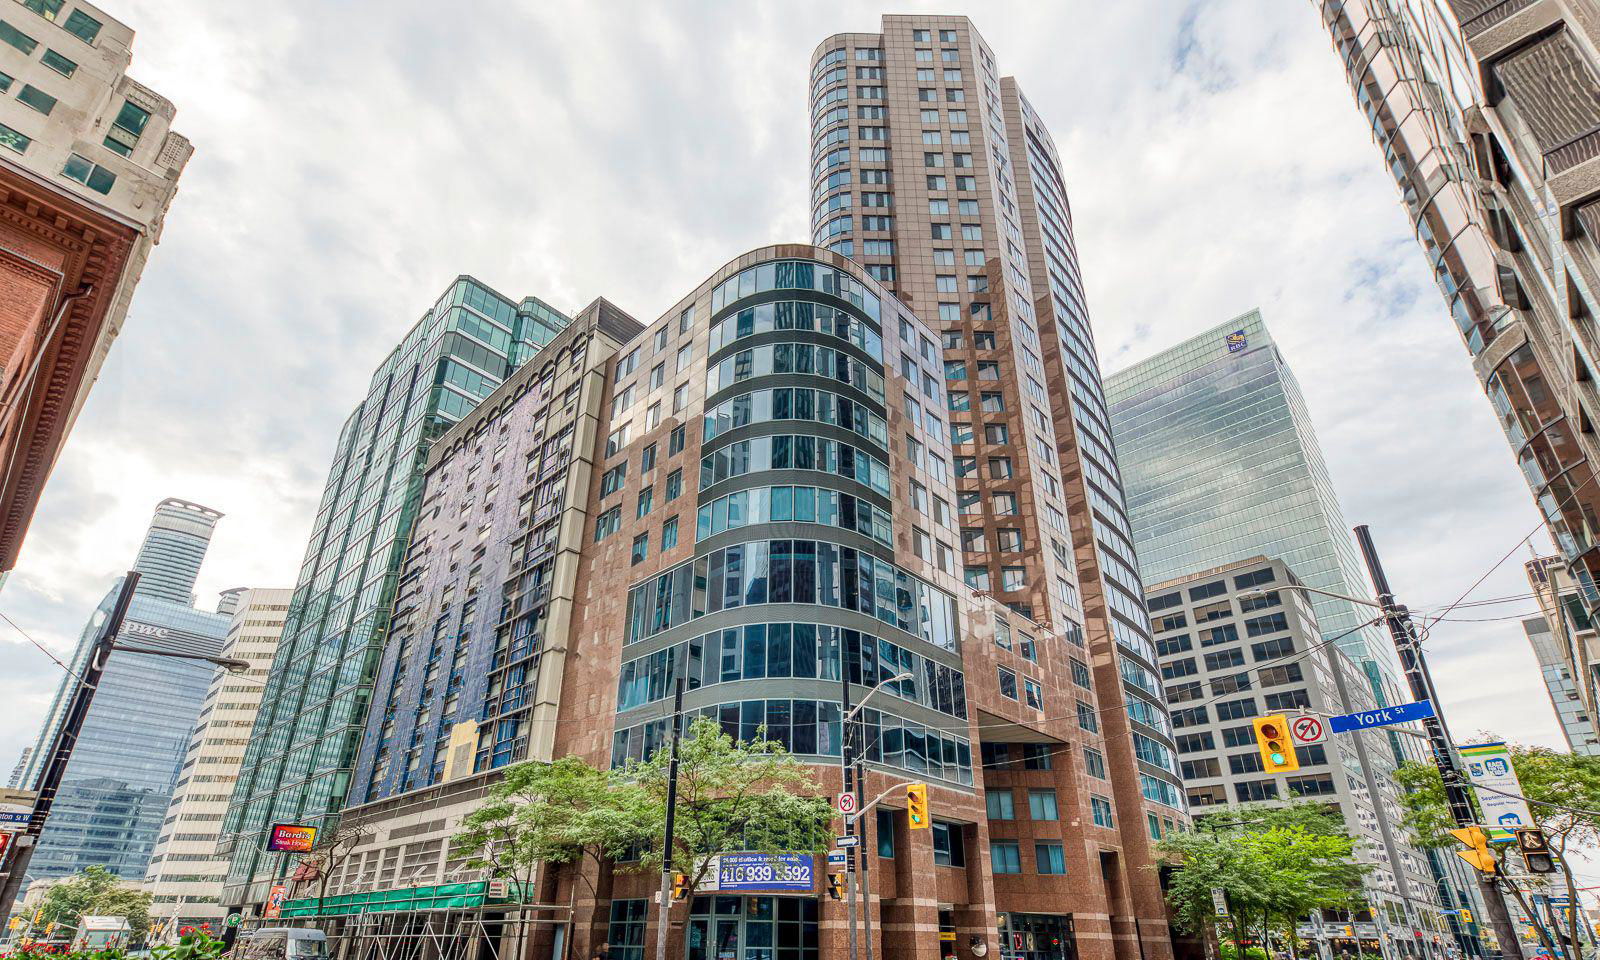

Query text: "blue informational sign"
[1225, 331, 1248, 353]
[716, 853, 815, 892]
[1328, 700, 1436, 733]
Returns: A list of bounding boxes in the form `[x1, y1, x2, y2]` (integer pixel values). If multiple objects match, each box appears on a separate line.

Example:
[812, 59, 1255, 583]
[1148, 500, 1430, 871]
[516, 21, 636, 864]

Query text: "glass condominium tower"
[1104, 312, 1398, 681]
[221, 279, 568, 906]
[1314, 0, 1600, 619]
[810, 16, 1184, 960]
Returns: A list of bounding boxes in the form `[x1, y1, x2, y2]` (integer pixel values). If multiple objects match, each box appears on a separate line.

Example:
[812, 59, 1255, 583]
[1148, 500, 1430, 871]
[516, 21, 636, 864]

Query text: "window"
[640, 443, 657, 473]
[1265, 689, 1311, 711]
[40, 49, 75, 77]
[1090, 796, 1114, 828]
[932, 822, 964, 866]
[1245, 613, 1290, 637]
[669, 425, 686, 456]
[1229, 752, 1264, 775]
[1148, 813, 1164, 840]
[605, 424, 630, 457]
[600, 464, 627, 497]
[676, 344, 693, 372]
[680, 307, 694, 333]
[61, 153, 114, 195]
[1083, 748, 1107, 779]
[877, 807, 896, 857]
[17, 84, 56, 115]
[1035, 843, 1066, 875]
[940, 28, 957, 41]
[997, 666, 1018, 700]
[1175, 732, 1214, 754]
[631, 533, 649, 565]
[0, 20, 38, 54]
[1215, 698, 1258, 721]
[594, 507, 622, 542]
[0, 122, 30, 154]
[1028, 789, 1058, 821]
[1234, 567, 1275, 590]
[665, 469, 683, 501]
[661, 516, 679, 550]
[1156, 634, 1192, 657]
[1235, 780, 1278, 802]
[1022, 743, 1052, 770]
[672, 383, 688, 413]
[1189, 580, 1227, 602]
[22, 0, 63, 21]
[1204, 649, 1244, 671]
[636, 486, 654, 518]
[989, 841, 1020, 874]
[1023, 678, 1042, 709]
[1077, 700, 1098, 732]
[1070, 658, 1091, 688]
[1251, 637, 1294, 660]
[986, 790, 1015, 820]
[62, 8, 100, 43]
[113, 100, 151, 138]
[1239, 590, 1280, 612]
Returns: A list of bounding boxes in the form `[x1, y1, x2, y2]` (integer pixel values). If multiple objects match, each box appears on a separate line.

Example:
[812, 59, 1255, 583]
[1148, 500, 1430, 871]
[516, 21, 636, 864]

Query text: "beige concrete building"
[143, 587, 290, 931]
[0, 0, 191, 572]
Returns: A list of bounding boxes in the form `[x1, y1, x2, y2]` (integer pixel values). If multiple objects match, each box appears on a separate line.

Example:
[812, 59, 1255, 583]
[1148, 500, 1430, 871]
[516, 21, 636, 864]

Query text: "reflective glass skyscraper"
[1105, 312, 1397, 679]
[21, 499, 232, 884]
[222, 278, 569, 906]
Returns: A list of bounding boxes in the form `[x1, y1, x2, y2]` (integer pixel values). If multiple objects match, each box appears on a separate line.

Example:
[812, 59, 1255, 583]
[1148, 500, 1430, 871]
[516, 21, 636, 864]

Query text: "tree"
[1394, 746, 1600, 958]
[36, 865, 153, 941]
[1156, 804, 1367, 959]
[623, 717, 835, 952]
[452, 755, 654, 955]
[293, 822, 374, 915]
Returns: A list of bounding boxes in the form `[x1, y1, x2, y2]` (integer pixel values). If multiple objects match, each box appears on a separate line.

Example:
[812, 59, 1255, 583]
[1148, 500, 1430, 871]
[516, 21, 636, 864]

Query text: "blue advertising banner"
[715, 853, 815, 892]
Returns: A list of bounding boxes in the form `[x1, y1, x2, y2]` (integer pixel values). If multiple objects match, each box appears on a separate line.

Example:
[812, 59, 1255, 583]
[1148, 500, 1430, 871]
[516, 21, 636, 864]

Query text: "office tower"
[1108, 319, 1489, 959]
[1106, 312, 1397, 680]
[810, 17, 1184, 958]
[221, 279, 569, 907]
[1525, 556, 1600, 756]
[0, 0, 191, 574]
[144, 587, 291, 930]
[1315, 0, 1600, 618]
[18, 499, 231, 885]
[1148, 556, 1457, 958]
[6, 749, 29, 789]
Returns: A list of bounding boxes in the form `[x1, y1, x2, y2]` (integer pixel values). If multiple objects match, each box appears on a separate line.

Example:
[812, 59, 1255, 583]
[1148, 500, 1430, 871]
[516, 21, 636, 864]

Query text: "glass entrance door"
[686, 896, 818, 960]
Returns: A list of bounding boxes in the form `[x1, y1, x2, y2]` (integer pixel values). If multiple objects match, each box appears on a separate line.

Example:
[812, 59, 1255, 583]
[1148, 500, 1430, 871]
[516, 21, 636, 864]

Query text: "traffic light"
[671, 873, 689, 900]
[1450, 826, 1496, 874]
[828, 872, 846, 900]
[1461, 910, 1473, 924]
[906, 782, 929, 829]
[1514, 827, 1557, 874]
[1251, 714, 1300, 773]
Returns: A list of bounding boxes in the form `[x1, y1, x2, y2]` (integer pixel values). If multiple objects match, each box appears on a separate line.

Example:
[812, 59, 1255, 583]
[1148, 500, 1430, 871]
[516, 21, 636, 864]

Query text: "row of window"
[624, 538, 961, 651]
[1148, 566, 1277, 612]
[702, 386, 887, 450]
[709, 259, 882, 323]
[610, 698, 974, 785]
[709, 299, 883, 362]
[699, 434, 891, 497]
[696, 485, 893, 548]
[615, 621, 967, 719]
[704, 342, 886, 404]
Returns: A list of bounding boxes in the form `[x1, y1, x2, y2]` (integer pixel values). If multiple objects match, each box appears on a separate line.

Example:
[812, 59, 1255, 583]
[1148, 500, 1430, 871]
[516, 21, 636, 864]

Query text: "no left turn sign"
[837, 793, 858, 815]
[1290, 715, 1326, 744]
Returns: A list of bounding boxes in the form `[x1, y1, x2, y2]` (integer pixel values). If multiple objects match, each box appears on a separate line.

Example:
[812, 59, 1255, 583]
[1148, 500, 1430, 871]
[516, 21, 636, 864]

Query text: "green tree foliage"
[624, 717, 835, 894]
[1156, 804, 1367, 956]
[452, 755, 654, 899]
[35, 866, 152, 940]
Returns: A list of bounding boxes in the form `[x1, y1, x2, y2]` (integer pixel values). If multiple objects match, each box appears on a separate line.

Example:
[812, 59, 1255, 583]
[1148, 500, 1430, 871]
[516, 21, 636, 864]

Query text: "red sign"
[267, 823, 318, 853]
[264, 885, 287, 919]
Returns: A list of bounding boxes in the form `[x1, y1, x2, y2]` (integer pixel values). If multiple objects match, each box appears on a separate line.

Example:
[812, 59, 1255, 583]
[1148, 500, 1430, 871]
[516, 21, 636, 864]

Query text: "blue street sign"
[1328, 700, 1436, 734]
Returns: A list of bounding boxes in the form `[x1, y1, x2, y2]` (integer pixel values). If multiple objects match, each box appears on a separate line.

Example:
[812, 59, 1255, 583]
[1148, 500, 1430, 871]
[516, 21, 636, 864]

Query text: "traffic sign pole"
[1356, 524, 1525, 960]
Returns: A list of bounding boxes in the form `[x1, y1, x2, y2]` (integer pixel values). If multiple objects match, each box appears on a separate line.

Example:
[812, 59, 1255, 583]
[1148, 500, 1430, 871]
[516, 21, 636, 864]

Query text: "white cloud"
[0, 1, 1568, 770]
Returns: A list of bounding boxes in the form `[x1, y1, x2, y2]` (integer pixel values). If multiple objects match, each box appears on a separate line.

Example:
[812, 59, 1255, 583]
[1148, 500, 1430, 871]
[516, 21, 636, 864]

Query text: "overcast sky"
[0, 0, 1565, 838]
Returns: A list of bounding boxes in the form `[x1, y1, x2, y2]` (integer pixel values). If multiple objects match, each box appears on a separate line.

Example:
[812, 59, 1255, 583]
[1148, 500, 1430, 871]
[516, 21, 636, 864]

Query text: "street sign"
[1461, 741, 1535, 842]
[835, 834, 861, 848]
[487, 879, 508, 898]
[836, 792, 857, 815]
[1290, 715, 1326, 744]
[826, 851, 847, 867]
[1328, 700, 1435, 733]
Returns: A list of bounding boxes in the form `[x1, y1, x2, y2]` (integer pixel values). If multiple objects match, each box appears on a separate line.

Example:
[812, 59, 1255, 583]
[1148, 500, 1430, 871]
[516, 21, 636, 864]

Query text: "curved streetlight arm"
[107, 642, 251, 673]
[1240, 583, 1385, 609]
[843, 672, 914, 724]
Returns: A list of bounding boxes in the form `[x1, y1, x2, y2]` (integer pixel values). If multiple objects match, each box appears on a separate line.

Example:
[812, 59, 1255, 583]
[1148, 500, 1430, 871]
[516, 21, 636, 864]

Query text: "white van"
[236, 928, 328, 960]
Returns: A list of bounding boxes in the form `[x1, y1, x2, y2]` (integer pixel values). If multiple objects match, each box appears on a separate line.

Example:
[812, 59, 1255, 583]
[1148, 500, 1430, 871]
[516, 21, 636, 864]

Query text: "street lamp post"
[839, 671, 912, 960]
[0, 571, 255, 923]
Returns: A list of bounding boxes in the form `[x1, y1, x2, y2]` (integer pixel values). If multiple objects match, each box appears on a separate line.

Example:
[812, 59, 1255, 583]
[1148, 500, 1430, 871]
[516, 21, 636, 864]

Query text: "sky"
[0, 0, 1567, 835]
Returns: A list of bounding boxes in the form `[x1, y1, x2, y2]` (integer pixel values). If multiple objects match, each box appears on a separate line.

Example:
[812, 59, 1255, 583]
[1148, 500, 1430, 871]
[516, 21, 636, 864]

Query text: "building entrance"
[998, 913, 1076, 960]
[686, 895, 819, 960]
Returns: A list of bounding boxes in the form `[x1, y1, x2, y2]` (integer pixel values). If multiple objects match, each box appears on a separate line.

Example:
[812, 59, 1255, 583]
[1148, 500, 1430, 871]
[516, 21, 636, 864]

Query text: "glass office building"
[1105, 311, 1397, 679]
[20, 501, 231, 884]
[222, 278, 569, 907]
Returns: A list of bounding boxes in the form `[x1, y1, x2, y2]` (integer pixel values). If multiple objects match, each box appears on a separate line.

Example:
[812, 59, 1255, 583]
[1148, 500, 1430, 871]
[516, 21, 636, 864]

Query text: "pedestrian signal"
[1252, 714, 1300, 773]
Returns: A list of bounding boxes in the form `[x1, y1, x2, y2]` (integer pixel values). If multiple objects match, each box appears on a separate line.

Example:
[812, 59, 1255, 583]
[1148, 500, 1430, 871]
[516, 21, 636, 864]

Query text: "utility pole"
[840, 669, 859, 960]
[654, 675, 685, 960]
[0, 572, 140, 923]
[1354, 525, 1525, 960]
[854, 725, 873, 960]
